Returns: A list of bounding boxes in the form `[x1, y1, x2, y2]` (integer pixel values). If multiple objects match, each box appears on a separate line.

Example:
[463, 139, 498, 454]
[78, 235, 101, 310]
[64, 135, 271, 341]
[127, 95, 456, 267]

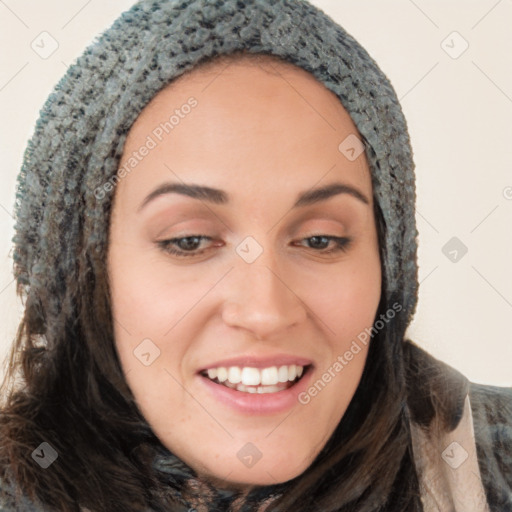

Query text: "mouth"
[199, 364, 313, 394]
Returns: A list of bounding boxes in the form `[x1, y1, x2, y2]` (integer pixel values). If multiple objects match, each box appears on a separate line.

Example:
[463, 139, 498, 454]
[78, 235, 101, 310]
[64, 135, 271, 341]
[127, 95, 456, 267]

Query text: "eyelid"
[156, 233, 352, 259]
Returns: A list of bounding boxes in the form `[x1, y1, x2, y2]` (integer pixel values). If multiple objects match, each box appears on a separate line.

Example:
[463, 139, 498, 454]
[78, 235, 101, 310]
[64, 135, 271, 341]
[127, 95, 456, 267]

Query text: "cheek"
[298, 255, 380, 425]
[108, 243, 198, 335]
[107, 250, 201, 423]
[308, 250, 381, 343]
[107, 244, 195, 390]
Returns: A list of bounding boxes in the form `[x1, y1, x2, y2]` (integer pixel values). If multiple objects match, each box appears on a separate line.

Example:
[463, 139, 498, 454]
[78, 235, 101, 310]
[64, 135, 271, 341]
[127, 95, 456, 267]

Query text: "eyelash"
[157, 235, 352, 258]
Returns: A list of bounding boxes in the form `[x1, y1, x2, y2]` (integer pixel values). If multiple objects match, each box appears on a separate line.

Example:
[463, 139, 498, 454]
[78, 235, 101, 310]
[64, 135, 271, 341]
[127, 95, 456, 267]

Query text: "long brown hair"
[0, 52, 465, 512]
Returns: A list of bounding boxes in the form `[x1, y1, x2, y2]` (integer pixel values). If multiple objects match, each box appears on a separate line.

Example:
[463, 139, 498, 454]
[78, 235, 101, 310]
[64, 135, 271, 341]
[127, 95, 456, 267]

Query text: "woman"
[0, 0, 510, 511]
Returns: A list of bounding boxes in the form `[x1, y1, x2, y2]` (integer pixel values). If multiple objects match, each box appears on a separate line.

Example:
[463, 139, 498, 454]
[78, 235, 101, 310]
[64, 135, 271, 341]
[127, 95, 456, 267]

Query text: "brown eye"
[298, 235, 352, 254]
[157, 235, 213, 257]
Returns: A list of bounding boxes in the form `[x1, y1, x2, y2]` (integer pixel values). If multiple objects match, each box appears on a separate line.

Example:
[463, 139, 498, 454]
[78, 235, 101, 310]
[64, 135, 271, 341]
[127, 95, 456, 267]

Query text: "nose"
[221, 253, 308, 340]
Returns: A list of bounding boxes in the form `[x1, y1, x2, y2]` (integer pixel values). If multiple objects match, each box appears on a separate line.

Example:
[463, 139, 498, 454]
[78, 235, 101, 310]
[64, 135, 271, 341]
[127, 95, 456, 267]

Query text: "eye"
[156, 234, 352, 259]
[157, 235, 214, 258]
[295, 235, 352, 254]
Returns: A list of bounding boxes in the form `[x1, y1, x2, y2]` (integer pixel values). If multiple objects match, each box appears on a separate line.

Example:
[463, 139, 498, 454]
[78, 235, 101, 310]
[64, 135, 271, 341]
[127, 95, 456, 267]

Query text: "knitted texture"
[12, 0, 419, 332]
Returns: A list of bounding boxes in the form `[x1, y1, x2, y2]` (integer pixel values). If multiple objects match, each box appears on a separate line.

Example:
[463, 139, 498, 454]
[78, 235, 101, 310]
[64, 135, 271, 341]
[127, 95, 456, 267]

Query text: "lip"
[198, 354, 313, 372]
[197, 364, 314, 415]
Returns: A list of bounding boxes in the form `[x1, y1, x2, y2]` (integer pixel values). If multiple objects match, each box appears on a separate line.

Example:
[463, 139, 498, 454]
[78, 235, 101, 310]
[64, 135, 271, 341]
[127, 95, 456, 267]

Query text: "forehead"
[118, 53, 372, 207]
[148, 53, 360, 136]
[131, 52, 358, 142]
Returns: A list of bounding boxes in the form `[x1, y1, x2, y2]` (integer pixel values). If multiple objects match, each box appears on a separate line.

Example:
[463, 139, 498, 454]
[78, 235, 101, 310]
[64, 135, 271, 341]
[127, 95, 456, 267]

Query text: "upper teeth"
[206, 365, 304, 386]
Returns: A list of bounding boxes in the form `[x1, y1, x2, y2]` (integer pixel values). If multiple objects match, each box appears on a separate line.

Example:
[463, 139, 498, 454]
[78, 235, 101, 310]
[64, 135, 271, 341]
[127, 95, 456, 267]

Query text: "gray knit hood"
[11, 0, 422, 510]
[13, 0, 418, 323]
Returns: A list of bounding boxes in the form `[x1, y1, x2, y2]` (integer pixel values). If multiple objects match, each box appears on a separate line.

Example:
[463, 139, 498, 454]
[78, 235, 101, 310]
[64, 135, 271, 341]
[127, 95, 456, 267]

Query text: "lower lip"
[198, 367, 314, 414]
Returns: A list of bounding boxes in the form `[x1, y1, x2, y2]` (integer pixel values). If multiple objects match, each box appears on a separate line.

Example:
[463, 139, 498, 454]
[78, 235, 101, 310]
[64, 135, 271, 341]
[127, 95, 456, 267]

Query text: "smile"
[201, 364, 307, 394]
[197, 354, 314, 413]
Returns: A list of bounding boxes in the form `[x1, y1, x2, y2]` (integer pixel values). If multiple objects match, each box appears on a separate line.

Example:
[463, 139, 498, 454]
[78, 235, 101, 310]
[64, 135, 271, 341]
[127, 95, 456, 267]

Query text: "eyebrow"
[138, 181, 369, 212]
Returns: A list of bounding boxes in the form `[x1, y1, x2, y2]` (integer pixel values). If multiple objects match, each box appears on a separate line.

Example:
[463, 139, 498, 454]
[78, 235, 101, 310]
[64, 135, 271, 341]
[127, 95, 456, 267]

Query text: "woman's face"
[107, 57, 381, 490]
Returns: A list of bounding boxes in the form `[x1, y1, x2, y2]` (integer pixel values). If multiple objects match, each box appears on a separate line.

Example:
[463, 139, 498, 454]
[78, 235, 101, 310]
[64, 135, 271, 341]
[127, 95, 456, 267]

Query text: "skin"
[107, 56, 381, 492]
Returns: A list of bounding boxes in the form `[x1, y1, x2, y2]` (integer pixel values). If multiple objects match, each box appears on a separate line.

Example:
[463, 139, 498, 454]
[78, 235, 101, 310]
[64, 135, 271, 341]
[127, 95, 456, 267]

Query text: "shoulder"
[0, 474, 16, 511]
[403, 340, 512, 509]
[469, 381, 512, 511]
[0, 474, 42, 511]
[469, 380, 512, 420]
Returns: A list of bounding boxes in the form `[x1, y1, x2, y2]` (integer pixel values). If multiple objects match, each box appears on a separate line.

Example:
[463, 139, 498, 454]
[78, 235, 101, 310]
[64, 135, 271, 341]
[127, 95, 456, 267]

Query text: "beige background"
[0, 0, 511, 385]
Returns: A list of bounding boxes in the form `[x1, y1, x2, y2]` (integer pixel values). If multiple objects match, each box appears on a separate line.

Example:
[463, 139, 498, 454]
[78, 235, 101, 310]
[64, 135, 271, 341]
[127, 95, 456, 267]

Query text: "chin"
[193, 452, 313, 489]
